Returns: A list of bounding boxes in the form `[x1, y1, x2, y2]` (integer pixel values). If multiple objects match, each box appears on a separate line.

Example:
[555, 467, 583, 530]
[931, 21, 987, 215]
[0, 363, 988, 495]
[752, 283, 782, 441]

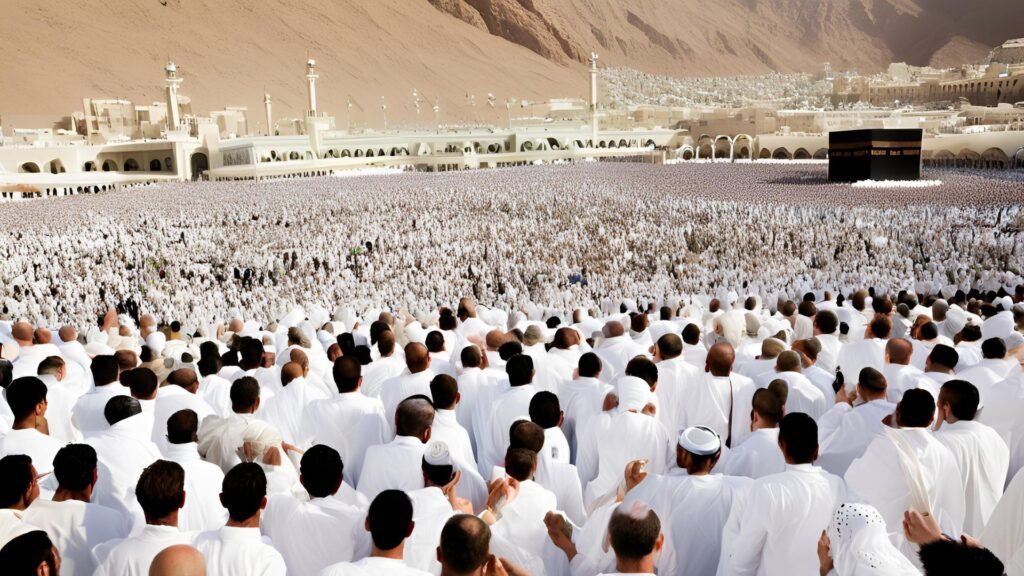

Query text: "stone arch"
[546, 138, 562, 150]
[521, 140, 535, 152]
[289, 151, 301, 161]
[149, 159, 163, 172]
[48, 159, 66, 174]
[713, 135, 732, 160]
[305, 151, 314, 160]
[958, 148, 981, 168]
[759, 148, 772, 159]
[487, 143, 502, 154]
[19, 162, 41, 173]
[696, 135, 713, 159]
[190, 152, 209, 181]
[354, 149, 364, 158]
[932, 150, 955, 167]
[618, 139, 628, 148]
[812, 148, 829, 160]
[165, 157, 174, 171]
[341, 149, 352, 158]
[679, 145, 694, 160]
[365, 149, 375, 158]
[597, 141, 607, 149]
[772, 148, 792, 160]
[644, 139, 656, 148]
[607, 140, 618, 149]
[1014, 147, 1024, 168]
[124, 158, 140, 171]
[732, 134, 754, 160]
[794, 148, 811, 160]
[981, 147, 1009, 169]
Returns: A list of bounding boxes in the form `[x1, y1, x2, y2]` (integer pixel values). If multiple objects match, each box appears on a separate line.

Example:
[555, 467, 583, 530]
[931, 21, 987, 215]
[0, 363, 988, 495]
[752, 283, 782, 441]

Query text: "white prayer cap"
[1004, 332, 1024, 351]
[648, 322, 676, 344]
[424, 440, 452, 466]
[940, 305, 966, 340]
[616, 376, 653, 412]
[146, 332, 167, 357]
[678, 425, 722, 456]
[997, 296, 1014, 311]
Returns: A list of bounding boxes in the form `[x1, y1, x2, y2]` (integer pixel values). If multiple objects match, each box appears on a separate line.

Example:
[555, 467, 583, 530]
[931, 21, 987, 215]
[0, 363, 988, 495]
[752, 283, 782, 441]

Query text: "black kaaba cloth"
[828, 129, 922, 182]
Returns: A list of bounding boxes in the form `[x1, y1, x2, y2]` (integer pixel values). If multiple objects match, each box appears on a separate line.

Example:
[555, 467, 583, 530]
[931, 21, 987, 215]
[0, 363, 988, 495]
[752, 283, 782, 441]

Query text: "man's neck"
[226, 514, 261, 529]
[52, 488, 91, 503]
[372, 543, 405, 561]
[11, 419, 37, 432]
[146, 514, 178, 528]
[615, 556, 656, 574]
[709, 369, 730, 378]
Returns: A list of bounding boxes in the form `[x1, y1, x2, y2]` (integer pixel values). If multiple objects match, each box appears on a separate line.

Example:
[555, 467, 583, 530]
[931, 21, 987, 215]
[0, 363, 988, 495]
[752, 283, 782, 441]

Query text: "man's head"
[405, 343, 430, 374]
[331, 356, 361, 394]
[778, 412, 818, 465]
[856, 367, 888, 400]
[220, 462, 267, 523]
[529, 391, 562, 430]
[506, 354, 534, 387]
[504, 447, 537, 482]
[167, 409, 199, 445]
[149, 545, 206, 576]
[607, 503, 664, 566]
[814, 311, 838, 335]
[114, 349, 138, 372]
[136, 460, 185, 523]
[676, 426, 722, 474]
[982, 337, 1007, 360]
[937, 380, 980, 424]
[366, 490, 415, 553]
[775, 350, 801, 373]
[751, 387, 785, 429]
[230, 376, 261, 414]
[0, 455, 38, 510]
[625, 356, 659, 389]
[125, 367, 158, 400]
[705, 342, 735, 377]
[885, 338, 914, 366]
[0, 531, 60, 575]
[926, 345, 959, 373]
[53, 444, 98, 496]
[868, 316, 893, 339]
[90, 355, 120, 386]
[5, 376, 47, 425]
[896, 388, 936, 429]
[681, 323, 701, 346]
[166, 368, 199, 394]
[430, 375, 459, 411]
[37, 356, 66, 380]
[578, 352, 602, 378]
[509, 420, 546, 452]
[422, 440, 456, 488]
[460, 345, 482, 369]
[104, 395, 142, 426]
[438, 514, 491, 575]
[280, 362, 304, 387]
[396, 396, 434, 442]
[654, 334, 682, 361]
[300, 445, 344, 498]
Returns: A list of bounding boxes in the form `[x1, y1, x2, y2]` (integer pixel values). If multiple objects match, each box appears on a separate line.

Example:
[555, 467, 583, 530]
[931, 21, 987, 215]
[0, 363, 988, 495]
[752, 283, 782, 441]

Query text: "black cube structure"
[828, 129, 923, 182]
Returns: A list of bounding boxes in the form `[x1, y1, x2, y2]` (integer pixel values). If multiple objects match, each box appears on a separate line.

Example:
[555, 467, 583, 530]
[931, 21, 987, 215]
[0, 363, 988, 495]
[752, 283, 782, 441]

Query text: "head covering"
[678, 426, 722, 456]
[940, 305, 966, 340]
[425, 440, 452, 466]
[145, 332, 167, 357]
[827, 503, 921, 576]
[616, 376, 654, 413]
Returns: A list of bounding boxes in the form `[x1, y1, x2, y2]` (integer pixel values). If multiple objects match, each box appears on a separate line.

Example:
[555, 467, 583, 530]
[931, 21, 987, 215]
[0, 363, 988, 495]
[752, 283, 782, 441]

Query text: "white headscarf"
[827, 503, 921, 576]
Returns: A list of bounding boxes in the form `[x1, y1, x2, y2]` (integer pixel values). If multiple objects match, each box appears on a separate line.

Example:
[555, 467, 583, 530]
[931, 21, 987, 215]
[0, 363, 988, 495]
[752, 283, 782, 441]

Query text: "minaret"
[264, 93, 273, 135]
[306, 59, 319, 116]
[589, 52, 599, 143]
[164, 61, 183, 130]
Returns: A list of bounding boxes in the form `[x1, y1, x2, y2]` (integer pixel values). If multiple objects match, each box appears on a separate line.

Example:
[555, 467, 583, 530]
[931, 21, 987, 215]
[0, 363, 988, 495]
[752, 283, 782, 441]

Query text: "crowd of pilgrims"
[0, 163, 1022, 575]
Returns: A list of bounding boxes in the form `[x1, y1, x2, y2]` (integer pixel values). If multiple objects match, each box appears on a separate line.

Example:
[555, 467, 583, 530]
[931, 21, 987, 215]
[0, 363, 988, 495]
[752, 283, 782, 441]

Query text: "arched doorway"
[150, 159, 163, 172]
[697, 135, 713, 159]
[124, 158, 140, 172]
[190, 152, 209, 181]
[759, 148, 772, 160]
[794, 148, 811, 160]
[19, 162, 41, 173]
[101, 159, 118, 172]
[733, 135, 753, 160]
[48, 159, 66, 174]
[713, 136, 732, 160]
[772, 148, 792, 160]
[84, 161, 97, 172]
[981, 148, 1009, 169]
[812, 148, 829, 160]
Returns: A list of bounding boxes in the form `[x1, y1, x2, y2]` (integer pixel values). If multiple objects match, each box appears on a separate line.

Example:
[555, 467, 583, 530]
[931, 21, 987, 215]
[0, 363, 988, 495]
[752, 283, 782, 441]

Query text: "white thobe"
[845, 428, 966, 564]
[718, 464, 845, 576]
[454, 366, 493, 456]
[37, 374, 82, 444]
[935, 419, 1010, 535]
[379, 370, 435, 433]
[544, 427, 571, 464]
[197, 413, 280, 474]
[200, 373, 234, 417]
[763, 371, 828, 420]
[92, 525, 194, 576]
[405, 487, 455, 574]
[12, 343, 62, 379]
[71, 384, 132, 437]
[85, 413, 162, 522]
[22, 498, 131, 576]
[560, 377, 612, 467]
[317, 556, 432, 576]
[193, 525, 287, 576]
[483, 384, 539, 480]
[977, 376, 1024, 485]
[0, 509, 36, 549]
[980, 467, 1024, 576]
[262, 493, 371, 576]
[357, 435, 425, 500]
[683, 342, 708, 368]
[679, 373, 756, 448]
[361, 355, 406, 398]
[836, 339, 885, 392]
[815, 333, 842, 375]
[595, 335, 646, 379]
[0, 427, 63, 474]
[720, 428, 785, 479]
[956, 365, 1005, 403]
[151, 385, 216, 453]
[582, 411, 673, 511]
[300, 391, 389, 484]
[884, 363, 939, 404]
[667, 474, 753, 576]
[817, 399, 896, 476]
[430, 409, 477, 472]
[261, 376, 326, 445]
[491, 481, 559, 566]
[163, 442, 227, 533]
[654, 356, 701, 436]
[803, 364, 837, 404]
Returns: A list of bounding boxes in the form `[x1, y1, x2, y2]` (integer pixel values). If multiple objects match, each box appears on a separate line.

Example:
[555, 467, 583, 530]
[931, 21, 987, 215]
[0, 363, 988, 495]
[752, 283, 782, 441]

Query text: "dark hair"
[91, 355, 120, 386]
[814, 311, 838, 335]
[429, 374, 458, 410]
[439, 515, 491, 573]
[504, 447, 536, 481]
[425, 331, 445, 353]
[625, 356, 658, 388]
[0, 530, 58, 574]
[869, 316, 892, 339]
[529, 391, 561, 429]
[497, 341, 522, 361]
[369, 321, 391, 346]
[396, 396, 434, 438]
[509, 420, 545, 452]
[899, 388, 936, 428]
[239, 337, 264, 369]
[656, 334, 682, 359]
[919, 322, 939, 341]
[167, 409, 199, 445]
[460, 345, 482, 368]
[221, 463, 267, 522]
[578, 352, 602, 378]
[300, 445, 344, 498]
[230, 376, 261, 412]
[5, 377, 47, 421]
[377, 330, 396, 356]
[104, 395, 142, 425]
[917, 538, 1005, 576]
[422, 456, 455, 488]
[779, 412, 818, 464]
[940, 380, 980, 421]
[751, 387, 784, 426]
[0, 455, 34, 508]
[367, 490, 414, 551]
[36, 355, 65, 377]
[506, 354, 534, 387]
[981, 337, 1007, 360]
[928, 345, 959, 371]
[332, 356, 361, 393]
[127, 367, 158, 399]
[198, 341, 222, 376]
[608, 506, 661, 560]
[681, 323, 701, 345]
[136, 460, 185, 519]
[797, 301, 817, 318]
[858, 367, 887, 393]
[53, 444, 97, 492]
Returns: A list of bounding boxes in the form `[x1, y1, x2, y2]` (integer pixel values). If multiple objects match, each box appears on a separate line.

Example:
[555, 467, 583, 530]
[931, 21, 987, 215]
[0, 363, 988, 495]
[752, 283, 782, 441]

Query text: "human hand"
[544, 511, 578, 560]
[624, 459, 648, 493]
[903, 509, 942, 545]
[817, 530, 833, 576]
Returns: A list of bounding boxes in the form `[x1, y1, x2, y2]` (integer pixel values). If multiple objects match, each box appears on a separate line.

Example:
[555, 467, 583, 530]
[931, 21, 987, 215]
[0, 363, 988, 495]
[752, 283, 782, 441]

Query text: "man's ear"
[219, 493, 226, 508]
[260, 496, 268, 511]
[407, 521, 416, 538]
[655, 532, 665, 551]
[558, 411, 565, 428]
[364, 517, 371, 532]
[436, 546, 443, 565]
[179, 490, 187, 510]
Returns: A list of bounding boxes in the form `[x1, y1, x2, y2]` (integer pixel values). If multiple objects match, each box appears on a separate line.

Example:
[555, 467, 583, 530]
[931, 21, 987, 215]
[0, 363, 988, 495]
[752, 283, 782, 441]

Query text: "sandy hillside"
[0, 0, 1019, 129]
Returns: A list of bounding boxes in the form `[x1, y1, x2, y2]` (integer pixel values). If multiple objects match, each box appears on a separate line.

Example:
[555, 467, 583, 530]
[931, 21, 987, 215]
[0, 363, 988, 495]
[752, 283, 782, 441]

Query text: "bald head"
[405, 343, 430, 373]
[166, 368, 199, 393]
[706, 342, 735, 377]
[228, 319, 244, 334]
[149, 544, 206, 576]
[289, 348, 309, 373]
[775, 350, 802, 373]
[485, 330, 507, 351]
[11, 322, 33, 344]
[59, 325, 77, 343]
[604, 321, 625, 338]
[458, 297, 477, 320]
[34, 328, 52, 344]
[281, 362, 304, 387]
[886, 338, 913, 365]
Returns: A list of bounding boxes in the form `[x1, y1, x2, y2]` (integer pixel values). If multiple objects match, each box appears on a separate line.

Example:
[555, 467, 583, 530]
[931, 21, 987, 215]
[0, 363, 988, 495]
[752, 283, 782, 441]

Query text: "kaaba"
[828, 129, 923, 182]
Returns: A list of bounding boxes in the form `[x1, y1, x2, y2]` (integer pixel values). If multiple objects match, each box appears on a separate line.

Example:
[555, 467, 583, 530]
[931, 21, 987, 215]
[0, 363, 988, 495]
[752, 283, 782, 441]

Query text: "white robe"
[357, 435, 425, 500]
[883, 364, 939, 404]
[430, 409, 477, 473]
[163, 442, 228, 533]
[560, 377, 612, 469]
[980, 468, 1024, 576]
[85, 413, 162, 524]
[977, 376, 1024, 485]
[92, 524, 194, 576]
[483, 384, 539, 481]
[817, 399, 897, 477]
[261, 376, 326, 445]
[22, 498, 131, 576]
[71, 383, 132, 437]
[762, 371, 828, 421]
[653, 356, 701, 436]
[361, 355, 406, 398]
[490, 480, 559, 569]
[718, 464, 845, 576]
[935, 419, 1010, 535]
[582, 410, 673, 512]
[836, 339, 886, 392]
[720, 428, 785, 479]
[37, 374, 82, 444]
[0, 427, 63, 474]
[405, 487, 455, 574]
[680, 372, 756, 448]
[815, 333, 842, 375]
[317, 556, 432, 576]
[193, 525, 287, 576]
[261, 493, 371, 576]
[667, 474, 753, 576]
[300, 391, 389, 484]
[379, 369, 435, 434]
[200, 373, 234, 418]
[151, 385, 216, 453]
[845, 428, 966, 565]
